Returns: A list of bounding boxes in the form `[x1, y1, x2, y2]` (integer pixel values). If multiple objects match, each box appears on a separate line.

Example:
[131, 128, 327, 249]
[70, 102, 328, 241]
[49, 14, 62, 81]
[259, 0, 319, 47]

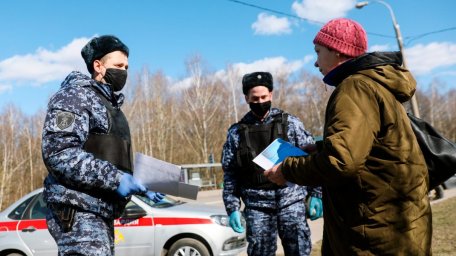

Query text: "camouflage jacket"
[42, 71, 127, 219]
[222, 108, 322, 215]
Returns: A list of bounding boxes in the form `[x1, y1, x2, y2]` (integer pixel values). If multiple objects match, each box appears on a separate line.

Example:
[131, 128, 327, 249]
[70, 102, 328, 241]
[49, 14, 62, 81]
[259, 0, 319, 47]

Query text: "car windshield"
[136, 195, 185, 208]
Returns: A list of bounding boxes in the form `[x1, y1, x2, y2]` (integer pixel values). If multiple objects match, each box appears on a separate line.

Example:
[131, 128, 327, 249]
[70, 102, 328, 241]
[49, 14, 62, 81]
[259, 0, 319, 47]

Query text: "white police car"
[0, 188, 246, 256]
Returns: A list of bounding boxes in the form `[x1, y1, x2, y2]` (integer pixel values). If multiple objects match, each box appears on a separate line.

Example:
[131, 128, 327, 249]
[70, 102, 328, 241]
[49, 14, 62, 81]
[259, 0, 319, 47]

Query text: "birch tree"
[176, 56, 227, 163]
[125, 69, 176, 162]
[225, 64, 241, 123]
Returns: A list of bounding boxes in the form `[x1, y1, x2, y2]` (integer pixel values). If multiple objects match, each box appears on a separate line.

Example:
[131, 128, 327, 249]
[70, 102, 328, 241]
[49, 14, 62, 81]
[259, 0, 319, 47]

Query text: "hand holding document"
[133, 152, 199, 200]
[253, 138, 307, 170]
[254, 138, 308, 187]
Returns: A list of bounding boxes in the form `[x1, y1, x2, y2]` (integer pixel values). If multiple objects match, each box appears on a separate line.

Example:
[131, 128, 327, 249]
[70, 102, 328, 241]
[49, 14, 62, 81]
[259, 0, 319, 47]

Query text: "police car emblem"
[56, 112, 75, 130]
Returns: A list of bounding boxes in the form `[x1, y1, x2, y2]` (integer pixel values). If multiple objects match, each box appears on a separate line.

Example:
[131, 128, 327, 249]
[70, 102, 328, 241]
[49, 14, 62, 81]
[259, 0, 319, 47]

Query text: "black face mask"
[249, 101, 271, 117]
[103, 68, 127, 92]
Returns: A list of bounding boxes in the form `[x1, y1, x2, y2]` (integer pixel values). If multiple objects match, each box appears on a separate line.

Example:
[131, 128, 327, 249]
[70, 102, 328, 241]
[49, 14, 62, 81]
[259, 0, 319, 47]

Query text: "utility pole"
[356, 0, 421, 117]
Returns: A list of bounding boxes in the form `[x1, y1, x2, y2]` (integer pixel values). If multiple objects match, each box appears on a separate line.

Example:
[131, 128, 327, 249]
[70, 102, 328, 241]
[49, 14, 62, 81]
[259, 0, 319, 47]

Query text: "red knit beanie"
[313, 18, 367, 57]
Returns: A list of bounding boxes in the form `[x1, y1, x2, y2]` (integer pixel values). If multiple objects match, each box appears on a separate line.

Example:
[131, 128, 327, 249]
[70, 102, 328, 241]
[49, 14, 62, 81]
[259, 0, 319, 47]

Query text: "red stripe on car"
[153, 217, 213, 225]
[0, 221, 18, 231]
[17, 219, 48, 230]
[1, 217, 212, 231]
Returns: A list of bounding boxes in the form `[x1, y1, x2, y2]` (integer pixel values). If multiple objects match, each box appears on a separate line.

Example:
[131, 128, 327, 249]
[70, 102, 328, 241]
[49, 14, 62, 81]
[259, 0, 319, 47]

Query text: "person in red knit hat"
[265, 18, 432, 255]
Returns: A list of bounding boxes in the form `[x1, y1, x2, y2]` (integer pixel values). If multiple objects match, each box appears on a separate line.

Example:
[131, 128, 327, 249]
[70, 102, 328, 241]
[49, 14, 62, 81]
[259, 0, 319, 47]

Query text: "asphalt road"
[183, 175, 456, 255]
[179, 189, 323, 256]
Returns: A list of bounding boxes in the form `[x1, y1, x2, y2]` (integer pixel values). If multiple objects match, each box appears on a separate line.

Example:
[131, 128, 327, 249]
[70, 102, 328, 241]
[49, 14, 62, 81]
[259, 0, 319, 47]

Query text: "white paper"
[253, 138, 308, 170]
[253, 138, 308, 187]
[133, 152, 199, 200]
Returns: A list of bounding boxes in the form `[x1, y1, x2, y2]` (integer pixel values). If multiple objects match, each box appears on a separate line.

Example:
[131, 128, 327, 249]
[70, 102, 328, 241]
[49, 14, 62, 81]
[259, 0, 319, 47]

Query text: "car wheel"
[6, 253, 25, 256]
[168, 238, 210, 256]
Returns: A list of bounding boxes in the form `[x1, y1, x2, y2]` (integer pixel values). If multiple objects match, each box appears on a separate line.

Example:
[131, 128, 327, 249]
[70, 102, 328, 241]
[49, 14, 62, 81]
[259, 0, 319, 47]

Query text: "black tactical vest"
[236, 112, 289, 189]
[83, 87, 133, 173]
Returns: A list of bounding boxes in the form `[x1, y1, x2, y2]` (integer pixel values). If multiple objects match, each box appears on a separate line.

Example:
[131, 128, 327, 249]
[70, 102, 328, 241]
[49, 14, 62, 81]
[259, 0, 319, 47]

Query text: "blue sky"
[1, 0, 455, 115]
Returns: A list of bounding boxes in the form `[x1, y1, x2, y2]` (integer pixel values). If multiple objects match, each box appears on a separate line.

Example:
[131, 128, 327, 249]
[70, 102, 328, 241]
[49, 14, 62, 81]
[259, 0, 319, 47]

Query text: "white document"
[133, 152, 199, 200]
[253, 138, 308, 170]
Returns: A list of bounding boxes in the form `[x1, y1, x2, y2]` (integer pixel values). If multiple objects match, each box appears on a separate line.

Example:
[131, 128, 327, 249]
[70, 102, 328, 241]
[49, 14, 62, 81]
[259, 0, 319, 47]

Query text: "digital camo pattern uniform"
[47, 208, 115, 255]
[42, 71, 128, 256]
[222, 108, 322, 256]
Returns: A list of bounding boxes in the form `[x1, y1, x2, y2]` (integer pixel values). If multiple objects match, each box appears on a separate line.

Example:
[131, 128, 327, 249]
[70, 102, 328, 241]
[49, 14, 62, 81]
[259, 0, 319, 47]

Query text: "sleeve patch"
[56, 111, 75, 130]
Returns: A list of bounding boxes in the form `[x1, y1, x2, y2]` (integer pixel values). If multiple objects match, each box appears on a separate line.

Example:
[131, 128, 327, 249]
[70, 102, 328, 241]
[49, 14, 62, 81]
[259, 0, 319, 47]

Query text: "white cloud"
[217, 56, 313, 84]
[171, 56, 314, 91]
[436, 70, 456, 77]
[405, 42, 456, 75]
[0, 37, 90, 86]
[0, 83, 12, 94]
[302, 55, 315, 65]
[292, 0, 356, 23]
[369, 44, 390, 52]
[252, 13, 292, 35]
[170, 77, 193, 91]
[222, 56, 313, 80]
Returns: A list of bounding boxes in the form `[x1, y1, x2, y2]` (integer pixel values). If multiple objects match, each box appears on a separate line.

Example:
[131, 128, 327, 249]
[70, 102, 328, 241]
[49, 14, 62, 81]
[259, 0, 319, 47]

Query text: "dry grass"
[309, 197, 456, 255]
[310, 240, 323, 256]
[431, 197, 456, 255]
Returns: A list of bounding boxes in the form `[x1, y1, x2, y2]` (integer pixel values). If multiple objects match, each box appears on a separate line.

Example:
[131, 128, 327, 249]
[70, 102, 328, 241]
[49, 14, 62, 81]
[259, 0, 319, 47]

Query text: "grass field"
[431, 197, 456, 255]
[310, 197, 456, 255]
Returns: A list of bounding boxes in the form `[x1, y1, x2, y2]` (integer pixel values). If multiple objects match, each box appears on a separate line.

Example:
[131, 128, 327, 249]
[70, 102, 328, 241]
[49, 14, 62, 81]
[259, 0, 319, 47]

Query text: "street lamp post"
[356, 0, 420, 117]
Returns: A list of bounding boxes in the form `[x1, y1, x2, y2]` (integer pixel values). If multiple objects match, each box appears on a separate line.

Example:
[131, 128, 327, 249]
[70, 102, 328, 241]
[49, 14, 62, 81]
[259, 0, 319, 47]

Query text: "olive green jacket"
[282, 52, 432, 255]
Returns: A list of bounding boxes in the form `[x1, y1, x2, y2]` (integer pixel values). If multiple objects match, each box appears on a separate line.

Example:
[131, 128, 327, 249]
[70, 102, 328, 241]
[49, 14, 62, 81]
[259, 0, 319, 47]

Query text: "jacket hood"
[323, 51, 417, 103]
[61, 71, 125, 106]
[61, 71, 97, 88]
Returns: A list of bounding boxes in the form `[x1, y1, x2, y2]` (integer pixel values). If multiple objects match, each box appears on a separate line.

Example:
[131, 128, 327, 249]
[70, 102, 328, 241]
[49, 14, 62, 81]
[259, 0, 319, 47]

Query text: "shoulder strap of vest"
[272, 112, 289, 140]
[237, 123, 254, 154]
[237, 111, 289, 146]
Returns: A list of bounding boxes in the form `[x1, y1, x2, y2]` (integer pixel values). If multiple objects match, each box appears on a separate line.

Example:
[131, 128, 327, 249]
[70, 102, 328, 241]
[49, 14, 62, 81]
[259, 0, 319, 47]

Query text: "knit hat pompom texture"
[81, 35, 129, 74]
[313, 18, 367, 57]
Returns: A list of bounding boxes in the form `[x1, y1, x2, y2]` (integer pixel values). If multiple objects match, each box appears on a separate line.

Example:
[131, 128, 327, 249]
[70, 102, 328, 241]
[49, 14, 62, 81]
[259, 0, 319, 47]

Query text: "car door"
[17, 193, 57, 256]
[114, 200, 155, 255]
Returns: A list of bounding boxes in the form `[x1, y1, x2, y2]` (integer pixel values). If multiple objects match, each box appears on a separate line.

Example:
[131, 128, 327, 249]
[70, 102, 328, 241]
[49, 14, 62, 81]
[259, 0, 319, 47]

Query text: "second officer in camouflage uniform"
[222, 72, 323, 256]
[42, 35, 163, 256]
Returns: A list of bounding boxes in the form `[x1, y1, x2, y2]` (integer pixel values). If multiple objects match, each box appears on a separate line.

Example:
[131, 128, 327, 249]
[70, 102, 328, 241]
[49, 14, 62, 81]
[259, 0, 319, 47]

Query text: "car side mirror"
[122, 205, 147, 219]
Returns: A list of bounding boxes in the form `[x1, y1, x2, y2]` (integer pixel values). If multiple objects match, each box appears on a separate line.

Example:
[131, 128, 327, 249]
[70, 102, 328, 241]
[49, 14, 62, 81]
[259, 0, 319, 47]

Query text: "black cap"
[242, 72, 273, 95]
[81, 35, 129, 74]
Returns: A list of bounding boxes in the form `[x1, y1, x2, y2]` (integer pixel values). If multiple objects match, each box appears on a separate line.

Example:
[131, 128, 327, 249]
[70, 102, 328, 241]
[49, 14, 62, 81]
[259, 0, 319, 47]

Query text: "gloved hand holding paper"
[133, 152, 199, 200]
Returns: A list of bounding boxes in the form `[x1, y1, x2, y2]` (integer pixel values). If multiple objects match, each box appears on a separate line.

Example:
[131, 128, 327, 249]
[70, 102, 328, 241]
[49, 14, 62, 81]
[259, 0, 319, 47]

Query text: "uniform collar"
[61, 71, 125, 107]
[241, 107, 282, 124]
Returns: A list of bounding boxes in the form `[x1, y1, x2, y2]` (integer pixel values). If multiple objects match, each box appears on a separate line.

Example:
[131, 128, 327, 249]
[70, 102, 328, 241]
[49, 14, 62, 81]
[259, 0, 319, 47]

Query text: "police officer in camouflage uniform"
[222, 72, 323, 256]
[42, 35, 164, 256]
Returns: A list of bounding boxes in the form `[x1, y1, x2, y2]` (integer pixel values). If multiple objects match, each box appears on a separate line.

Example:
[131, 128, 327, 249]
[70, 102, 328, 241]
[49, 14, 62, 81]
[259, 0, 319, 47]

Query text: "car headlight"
[210, 214, 246, 228]
[210, 215, 230, 227]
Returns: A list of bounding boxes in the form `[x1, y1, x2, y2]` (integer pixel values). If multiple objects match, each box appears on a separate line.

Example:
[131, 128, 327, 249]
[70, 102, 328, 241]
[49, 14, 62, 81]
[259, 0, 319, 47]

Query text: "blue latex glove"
[308, 197, 323, 221]
[116, 173, 147, 198]
[145, 191, 165, 203]
[229, 211, 245, 233]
